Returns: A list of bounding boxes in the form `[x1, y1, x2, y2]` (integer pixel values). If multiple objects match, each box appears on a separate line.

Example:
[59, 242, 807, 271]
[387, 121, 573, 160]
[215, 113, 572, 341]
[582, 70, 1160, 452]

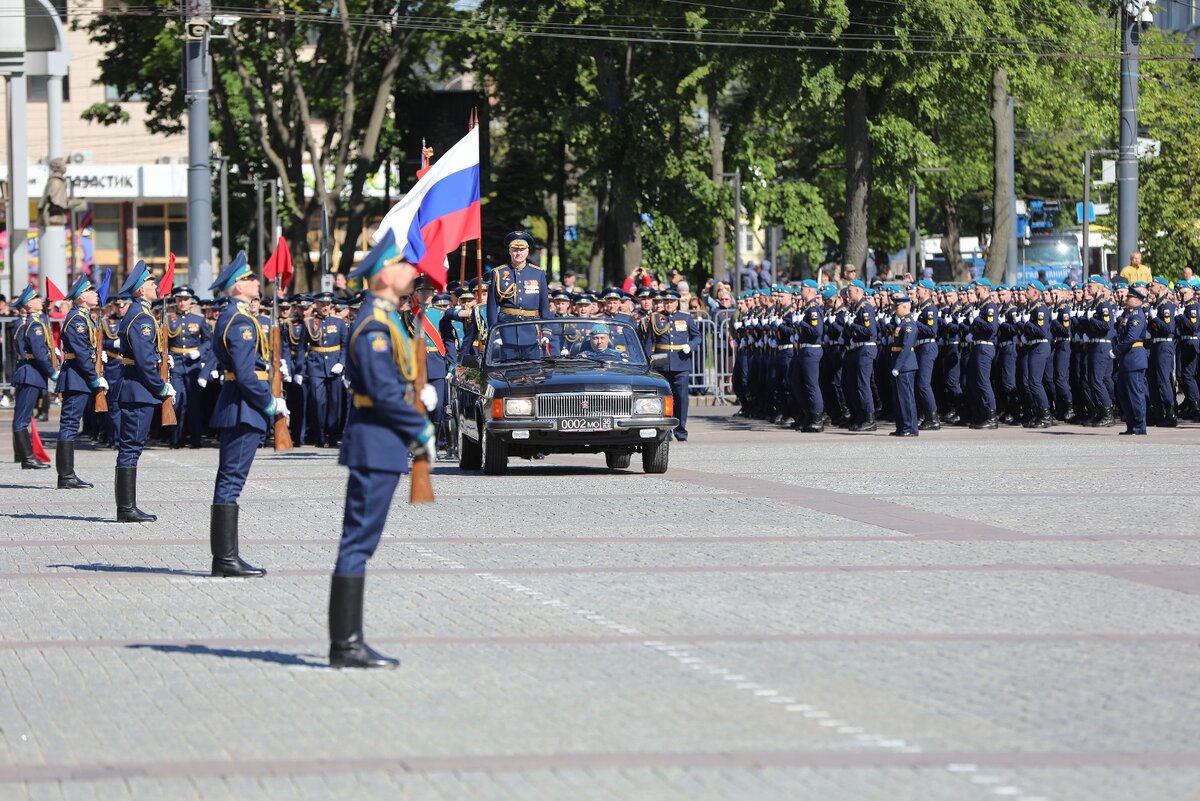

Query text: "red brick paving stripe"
[2, 748, 1198, 783]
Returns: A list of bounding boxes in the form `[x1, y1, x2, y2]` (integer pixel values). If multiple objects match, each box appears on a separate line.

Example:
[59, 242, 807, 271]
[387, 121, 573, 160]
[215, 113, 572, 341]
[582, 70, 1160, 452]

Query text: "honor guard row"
[732, 274, 1200, 436]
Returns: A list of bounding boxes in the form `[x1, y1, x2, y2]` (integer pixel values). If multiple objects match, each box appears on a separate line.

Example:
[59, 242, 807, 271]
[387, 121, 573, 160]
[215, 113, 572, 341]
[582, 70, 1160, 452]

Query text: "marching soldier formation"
[731, 274, 1200, 436]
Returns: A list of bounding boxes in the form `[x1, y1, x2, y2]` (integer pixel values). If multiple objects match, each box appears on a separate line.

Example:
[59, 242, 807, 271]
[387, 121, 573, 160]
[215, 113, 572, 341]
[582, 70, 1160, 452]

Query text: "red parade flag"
[159, 252, 176, 296]
[263, 236, 294, 289]
[45, 278, 65, 302]
[30, 420, 51, 464]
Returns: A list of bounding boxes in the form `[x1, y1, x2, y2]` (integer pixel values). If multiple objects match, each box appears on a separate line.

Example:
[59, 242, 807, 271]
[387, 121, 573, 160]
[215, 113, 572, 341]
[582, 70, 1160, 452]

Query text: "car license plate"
[556, 416, 613, 432]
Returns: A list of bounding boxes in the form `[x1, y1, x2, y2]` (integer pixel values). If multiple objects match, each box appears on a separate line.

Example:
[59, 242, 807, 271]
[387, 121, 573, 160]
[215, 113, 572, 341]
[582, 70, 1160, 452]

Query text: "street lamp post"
[184, 0, 214, 296]
[1082, 149, 1116, 276]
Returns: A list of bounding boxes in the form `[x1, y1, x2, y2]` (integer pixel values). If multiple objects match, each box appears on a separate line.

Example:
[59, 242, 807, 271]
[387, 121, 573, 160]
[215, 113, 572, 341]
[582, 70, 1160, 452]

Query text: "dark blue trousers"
[664, 370, 690, 440]
[116, 403, 155, 467]
[213, 424, 262, 505]
[1118, 369, 1147, 433]
[791, 350, 823, 419]
[308, 375, 343, 445]
[12, 385, 40, 431]
[915, 344, 937, 416]
[1024, 343, 1050, 409]
[1178, 341, 1199, 403]
[335, 467, 401, 576]
[892, 370, 918, 433]
[1052, 342, 1072, 407]
[997, 344, 1017, 411]
[844, 346, 876, 417]
[971, 344, 996, 410]
[1148, 344, 1176, 411]
[58, 391, 90, 441]
[1086, 345, 1113, 410]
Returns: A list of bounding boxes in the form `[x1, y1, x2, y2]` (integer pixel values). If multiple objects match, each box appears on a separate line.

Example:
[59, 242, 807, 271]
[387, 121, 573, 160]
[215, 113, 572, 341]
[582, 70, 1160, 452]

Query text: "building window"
[91, 203, 123, 267]
[105, 84, 145, 103]
[137, 203, 189, 281]
[28, 74, 70, 103]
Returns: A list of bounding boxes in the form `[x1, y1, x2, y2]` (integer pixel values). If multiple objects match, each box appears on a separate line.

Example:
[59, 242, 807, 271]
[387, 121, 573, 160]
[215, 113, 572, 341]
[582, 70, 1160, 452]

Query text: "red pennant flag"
[415, 145, 434, 179]
[46, 278, 65, 302]
[30, 420, 51, 464]
[263, 236, 294, 289]
[158, 253, 176, 296]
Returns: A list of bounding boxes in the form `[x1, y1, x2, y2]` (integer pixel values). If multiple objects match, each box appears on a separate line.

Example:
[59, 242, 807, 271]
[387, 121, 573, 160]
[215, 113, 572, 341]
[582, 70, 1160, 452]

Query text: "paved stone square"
[1, 408, 1198, 800]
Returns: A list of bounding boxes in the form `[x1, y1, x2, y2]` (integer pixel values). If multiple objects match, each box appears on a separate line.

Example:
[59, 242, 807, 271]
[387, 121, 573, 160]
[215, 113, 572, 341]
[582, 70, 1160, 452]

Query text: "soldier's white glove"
[187, 349, 201, 360]
[210, 369, 219, 380]
[342, 378, 351, 389]
[55, 347, 63, 359]
[1108, 349, 1115, 360]
[167, 355, 175, 369]
[294, 374, 304, 386]
[412, 431, 436, 463]
[198, 377, 207, 388]
[330, 362, 344, 375]
[1148, 308, 1158, 319]
[682, 344, 691, 354]
[113, 337, 121, 349]
[93, 377, 109, 391]
[160, 383, 177, 400]
[1087, 310, 1095, 318]
[891, 369, 900, 377]
[100, 351, 109, 363]
[268, 396, 290, 418]
[559, 348, 570, 356]
[419, 384, 439, 412]
[279, 360, 290, 379]
[538, 336, 550, 347]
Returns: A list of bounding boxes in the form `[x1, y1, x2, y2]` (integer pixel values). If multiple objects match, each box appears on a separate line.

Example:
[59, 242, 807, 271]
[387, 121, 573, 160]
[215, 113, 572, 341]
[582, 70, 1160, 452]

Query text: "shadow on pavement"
[2, 513, 113, 523]
[47, 563, 210, 577]
[127, 643, 327, 668]
[0, 484, 45, 490]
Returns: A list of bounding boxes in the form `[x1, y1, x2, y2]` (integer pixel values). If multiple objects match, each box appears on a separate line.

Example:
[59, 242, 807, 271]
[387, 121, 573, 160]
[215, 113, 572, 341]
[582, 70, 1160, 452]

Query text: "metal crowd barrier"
[0, 315, 17, 396]
[687, 316, 734, 404]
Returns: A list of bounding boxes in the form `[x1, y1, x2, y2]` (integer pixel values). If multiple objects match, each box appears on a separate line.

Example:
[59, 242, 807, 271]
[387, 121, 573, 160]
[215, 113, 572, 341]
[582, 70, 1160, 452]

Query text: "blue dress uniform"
[114, 261, 173, 523]
[995, 295, 1019, 422]
[206, 252, 273, 578]
[486, 231, 550, 359]
[888, 302, 919, 436]
[1116, 292, 1149, 434]
[842, 283, 878, 431]
[788, 281, 824, 432]
[9, 286, 57, 469]
[413, 298, 456, 446]
[644, 289, 701, 441]
[1177, 291, 1200, 419]
[166, 287, 212, 448]
[332, 232, 436, 669]
[284, 308, 309, 444]
[1050, 289, 1074, 420]
[913, 282, 940, 428]
[1082, 279, 1117, 426]
[968, 281, 1000, 428]
[100, 312, 125, 447]
[303, 292, 349, 447]
[54, 277, 107, 488]
[1145, 278, 1177, 425]
[1020, 286, 1053, 427]
[937, 291, 965, 424]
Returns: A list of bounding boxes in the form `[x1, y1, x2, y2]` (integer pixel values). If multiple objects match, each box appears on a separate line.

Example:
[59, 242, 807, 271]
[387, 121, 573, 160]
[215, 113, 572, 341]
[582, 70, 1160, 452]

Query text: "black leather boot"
[971, 408, 999, 430]
[329, 574, 398, 669]
[919, 414, 941, 431]
[210, 504, 266, 577]
[12, 431, 21, 463]
[56, 441, 92, 488]
[16, 428, 50, 470]
[1160, 403, 1178, 427]
[115, 467, 156, 522]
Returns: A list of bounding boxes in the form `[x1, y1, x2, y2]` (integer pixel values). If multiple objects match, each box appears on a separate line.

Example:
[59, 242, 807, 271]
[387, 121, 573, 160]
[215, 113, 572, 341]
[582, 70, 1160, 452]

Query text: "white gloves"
[100, 351, 108, 364]
[187, 349, 201, 360]
[294, 374, 304, 386]
[415, 434, 436, 463]
[891, 369, 900, 377]
[1087, 310, 1095, 318]
[330, 362, 344, 375]
[538, 336, 550, 347]
[198, 377, 207, 388]
[270, 396, 290, 418]
[167, 355, 175, 369]
[682, 344, 692, 354]
[342, 377, 351, 390]
[1108, 349, 1115, 360]
[419, 384, 439, 412]
[94, 377, 109, 391]
[280, 360, 290, 380]
[113, 337, 121, 349]
[160, 383, 177, 400]
[559, 348, 570, 356]
[1148, 308, 1158, 319]
[55, 347, 63, 359]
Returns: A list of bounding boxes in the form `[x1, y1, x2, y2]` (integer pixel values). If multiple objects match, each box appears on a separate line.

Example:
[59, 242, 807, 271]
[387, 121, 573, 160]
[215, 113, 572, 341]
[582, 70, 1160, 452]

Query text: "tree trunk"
[841, 85, 872, 274]
[707, 73, 726, 281]
[555, 135, 567, 282]
[588, 184, 607, 289]
[941, 198, 969, 281]
[988, 67, 1013, 284]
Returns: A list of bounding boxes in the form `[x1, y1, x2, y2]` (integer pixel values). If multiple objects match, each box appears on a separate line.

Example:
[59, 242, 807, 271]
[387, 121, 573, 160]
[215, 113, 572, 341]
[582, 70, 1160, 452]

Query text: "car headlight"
[503, 397, 534, 417]
[632, 396, 664, 416]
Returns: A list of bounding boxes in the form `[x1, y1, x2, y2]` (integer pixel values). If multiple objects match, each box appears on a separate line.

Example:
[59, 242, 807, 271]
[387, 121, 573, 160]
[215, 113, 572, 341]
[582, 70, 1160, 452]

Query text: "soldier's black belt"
[971, 341, 994, 347]
[916, 338, 937, 345]
[847, 342, 876, 349]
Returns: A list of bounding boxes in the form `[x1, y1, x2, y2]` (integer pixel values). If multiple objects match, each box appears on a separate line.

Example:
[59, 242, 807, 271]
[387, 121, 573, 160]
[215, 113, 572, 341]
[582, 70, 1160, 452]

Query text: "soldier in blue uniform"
[206, 252, 279, 577]
[644, 288, 700, 441]
[912, 280, 940, 430]
[578, 323, 631, 363]
[1115, 286, 1149, 434]
[330, 230, 437, 669]
[1175, 281, 1200, 420]
[486, 231, 550, 359]
[842, 280, 878, 432]
[1049, 283, 1074, 422]
[1145, 277, 1177, 426]
[10, 285, 56, 469]
[601, 287, 640, 356]
[788, 279, 825, 433]
[1081, 277, 1117, 427]
[937, 285, 965, 424]
[1019, 281, 1053, 428]
[888, 295, 919, 437]
[166, 286, 211, 448]
[54, 276, 108, 488]
[303, 290, 348, 447]
[98, 299, 127, 448]
[967, 279, 1000, 429]
[412, 277, 456, 448]
[114, 261, 175, 522]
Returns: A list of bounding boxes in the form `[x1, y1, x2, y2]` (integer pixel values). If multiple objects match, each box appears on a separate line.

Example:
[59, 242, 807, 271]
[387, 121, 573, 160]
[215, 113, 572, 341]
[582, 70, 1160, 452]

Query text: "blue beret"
[117, 260, 152, 299]
[916, 279, 936, 290]
[1177, 281, 1195, 291]
[893, 294, 911, 304]
[800, 279, 818, 289]
[820, 284, 836, 299]
[1129, 287, 1148, 301]
[1087, 275, 1110, 287]
[974, 278, 993, 288]
[208, 252, 254, 293]
[864, 288, 876, 296]
[1028, 280, 1046, 292]
[849, 279, 866, 290]
[351, 230, 401, 282]
[1152, 276, 1170, 288]
[589, 323, 610, 334]
[66, 275, 93, 301]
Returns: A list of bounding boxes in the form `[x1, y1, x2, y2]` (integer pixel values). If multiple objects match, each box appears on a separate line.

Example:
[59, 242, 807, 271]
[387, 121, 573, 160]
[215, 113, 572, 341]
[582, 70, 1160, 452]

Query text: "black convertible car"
[448, 318, 679, 475]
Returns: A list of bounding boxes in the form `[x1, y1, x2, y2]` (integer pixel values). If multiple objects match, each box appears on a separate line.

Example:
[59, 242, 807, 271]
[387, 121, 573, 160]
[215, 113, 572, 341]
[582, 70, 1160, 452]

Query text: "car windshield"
[487, 318, 648, 366]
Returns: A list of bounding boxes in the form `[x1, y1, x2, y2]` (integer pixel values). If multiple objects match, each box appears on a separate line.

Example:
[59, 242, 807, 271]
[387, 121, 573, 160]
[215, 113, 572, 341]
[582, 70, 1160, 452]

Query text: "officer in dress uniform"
[1049, 283, 1074, 421]
[888, 295, 919, 437]
[1145, 276, 1177, 426]
[304, 291, 349, 447]
[913, 280, 940, 430]
[206, 252, 278, 578]
[967, 279, 1000, 429]
[412, 277, 456, 448]
[1116, 286, 1149, 435]
[788, 279, 825, 432]
[54, 276, 108, 488]
[99, 299, 127, 448]
[486, 231, 550, 359]
[166, 286, 211, 448]
[601, 287, 639, 356]
[1175, 281, 1200, 420]
[1081, 276, 1117, 427]
[10, 285, 56, 469]
[644, 288, 700, 441]
[462, 277, 490, 357]
[1019, 280, 1053, 428]
[114, 260, 175, 522]
[937, 285, 965, 424]
[842, 280, 878, 431]
[330, 230, 438, 669]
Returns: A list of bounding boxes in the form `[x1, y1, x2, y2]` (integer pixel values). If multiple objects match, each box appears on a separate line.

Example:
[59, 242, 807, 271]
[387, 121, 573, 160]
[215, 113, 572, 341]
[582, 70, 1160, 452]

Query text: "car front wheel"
[641, 436, 669, 474]
[458, 420, 482, 470]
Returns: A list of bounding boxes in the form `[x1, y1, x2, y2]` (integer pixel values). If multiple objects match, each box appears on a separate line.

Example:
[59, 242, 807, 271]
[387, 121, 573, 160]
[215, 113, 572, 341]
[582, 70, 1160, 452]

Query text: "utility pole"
[1005, 95, 1018, 288]
[218, 155, 229, 267]
[1117, 0, 1147, 269]
[183, 0, 213, 295]
[254, 176, 265, 272]
[1083, 149, 1116, 276]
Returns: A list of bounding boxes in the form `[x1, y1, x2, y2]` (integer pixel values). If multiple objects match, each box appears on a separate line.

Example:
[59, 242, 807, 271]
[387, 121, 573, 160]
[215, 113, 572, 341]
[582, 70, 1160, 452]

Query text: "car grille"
[536, 392, 632, 419]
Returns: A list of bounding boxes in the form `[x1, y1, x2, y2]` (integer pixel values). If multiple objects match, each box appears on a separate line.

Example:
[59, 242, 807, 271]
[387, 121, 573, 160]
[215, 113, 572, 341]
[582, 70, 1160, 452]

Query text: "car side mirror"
[650, 352, 669, 371]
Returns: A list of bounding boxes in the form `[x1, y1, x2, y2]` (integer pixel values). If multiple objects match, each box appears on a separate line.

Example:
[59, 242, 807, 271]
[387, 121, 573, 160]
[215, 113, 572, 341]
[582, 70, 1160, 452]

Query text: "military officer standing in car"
[486, 231, 550, 359]
[644, 288, 700, 441]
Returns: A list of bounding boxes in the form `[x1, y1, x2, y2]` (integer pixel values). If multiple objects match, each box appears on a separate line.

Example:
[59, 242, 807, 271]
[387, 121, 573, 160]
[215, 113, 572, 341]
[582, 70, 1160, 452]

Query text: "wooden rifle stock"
[158, 319, 177, 426]
[94, 321, 108, 413]
[409, 311, 434, 504]
[269, 323, 294, 451]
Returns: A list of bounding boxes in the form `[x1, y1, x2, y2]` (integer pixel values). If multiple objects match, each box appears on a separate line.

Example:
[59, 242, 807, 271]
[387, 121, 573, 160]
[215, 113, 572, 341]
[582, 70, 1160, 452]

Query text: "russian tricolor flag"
[373, 127, 481, 290]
